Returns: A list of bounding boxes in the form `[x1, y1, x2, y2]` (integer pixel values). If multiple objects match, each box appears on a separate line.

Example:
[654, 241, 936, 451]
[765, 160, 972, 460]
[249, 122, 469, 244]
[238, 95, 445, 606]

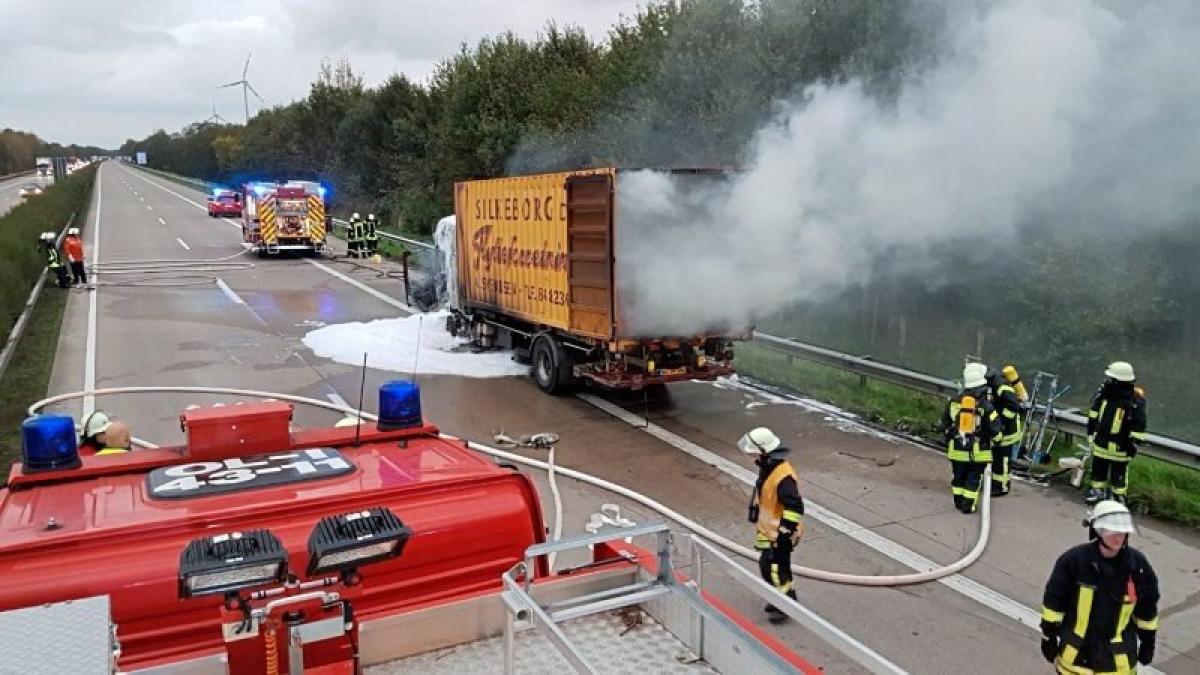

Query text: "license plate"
[146, 448, 354, 499]
[657, 367, 688, 376]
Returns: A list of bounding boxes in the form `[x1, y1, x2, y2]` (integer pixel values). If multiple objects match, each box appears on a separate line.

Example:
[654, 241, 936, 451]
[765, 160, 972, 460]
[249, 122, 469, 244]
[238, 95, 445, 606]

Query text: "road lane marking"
[176, 238, 190, 250]
[576, 391, 1045, 632]
[83, 165, 103, 418]
[215, 278, 246, 306]
[303, 259, 413, 313]
[146, 205, 153, 211]
[158, 217, 166, 225]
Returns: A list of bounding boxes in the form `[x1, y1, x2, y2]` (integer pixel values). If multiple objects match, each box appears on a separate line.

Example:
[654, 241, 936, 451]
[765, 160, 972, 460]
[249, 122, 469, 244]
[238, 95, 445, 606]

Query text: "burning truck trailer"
[443, 168, 745, 394]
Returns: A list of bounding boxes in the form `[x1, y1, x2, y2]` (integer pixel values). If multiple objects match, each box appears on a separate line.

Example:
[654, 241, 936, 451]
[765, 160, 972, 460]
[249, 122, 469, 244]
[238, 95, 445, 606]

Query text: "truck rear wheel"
[531, 335, 573, 395]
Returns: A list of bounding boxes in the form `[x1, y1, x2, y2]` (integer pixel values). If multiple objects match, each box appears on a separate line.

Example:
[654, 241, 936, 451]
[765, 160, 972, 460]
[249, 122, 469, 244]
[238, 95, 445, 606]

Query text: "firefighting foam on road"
[302, 311, 529, 379]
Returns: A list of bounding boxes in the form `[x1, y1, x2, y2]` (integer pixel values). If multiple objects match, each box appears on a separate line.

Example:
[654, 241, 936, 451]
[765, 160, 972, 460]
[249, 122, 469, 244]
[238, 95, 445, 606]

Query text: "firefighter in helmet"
[985, 365, 1025, 496]
[40, 231, 70, 288]
[365, 213, 379, 257]
[942, 363, 1002, 514]
[1085, 362, 1147, 504]
[739, 426, 804, 624]
[1040, 500, 1159, 673]
[347, 212, 365, 258]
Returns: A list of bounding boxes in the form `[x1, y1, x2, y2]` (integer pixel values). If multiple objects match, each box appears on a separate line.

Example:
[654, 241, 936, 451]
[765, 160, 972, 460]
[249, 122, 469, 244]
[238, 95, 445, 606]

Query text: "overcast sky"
[0, 0, 643, 148]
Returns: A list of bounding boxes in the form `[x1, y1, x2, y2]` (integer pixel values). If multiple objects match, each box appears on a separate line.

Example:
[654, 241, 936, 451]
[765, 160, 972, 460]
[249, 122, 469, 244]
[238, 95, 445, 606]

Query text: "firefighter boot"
[1084, 487, 1106, 505]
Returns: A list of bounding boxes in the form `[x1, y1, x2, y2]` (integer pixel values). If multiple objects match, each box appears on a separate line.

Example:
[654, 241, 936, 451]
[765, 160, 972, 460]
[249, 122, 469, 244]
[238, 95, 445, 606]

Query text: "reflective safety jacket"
[347, 217, 365, 241]
[365, 219, 378, 241]
[44, 244, 62, 268]
[753, 453, 804, 549]
[942, 389, 1001, 463]
[1041, 543, 1159, 674]
[991, 383, 1024, 448]
[1087, 384, 1147, 462]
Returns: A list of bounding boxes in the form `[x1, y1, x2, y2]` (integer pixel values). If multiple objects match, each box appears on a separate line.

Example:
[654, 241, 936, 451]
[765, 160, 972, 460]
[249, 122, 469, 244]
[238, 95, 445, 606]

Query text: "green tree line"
[118, 0, 936, 233]
[0, 129, 106, 175]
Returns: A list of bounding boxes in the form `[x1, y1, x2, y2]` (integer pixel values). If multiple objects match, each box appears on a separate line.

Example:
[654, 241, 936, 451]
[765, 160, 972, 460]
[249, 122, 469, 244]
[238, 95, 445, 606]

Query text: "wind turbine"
[204, 101, 229, 125]
[218, 53, 266, 124]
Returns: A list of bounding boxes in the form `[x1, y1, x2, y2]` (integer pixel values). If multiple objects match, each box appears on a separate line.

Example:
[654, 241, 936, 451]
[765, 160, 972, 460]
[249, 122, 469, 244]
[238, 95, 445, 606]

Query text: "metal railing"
[499, 522, 905, 674]
[752, 331, 1200, 468]
[688, 534, 905, 674]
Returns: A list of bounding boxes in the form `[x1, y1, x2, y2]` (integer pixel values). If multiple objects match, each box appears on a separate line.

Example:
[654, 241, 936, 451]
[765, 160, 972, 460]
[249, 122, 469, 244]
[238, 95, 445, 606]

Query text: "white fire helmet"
[82, 411, 113, 439]
[738, 427, 782, 455]
[352, 212, 361, 220]
[67, 227, 80, 236]
[1089, 500, 1135, 534]
[1105, 361, 1135, 382]
[962, 363, 988, 389]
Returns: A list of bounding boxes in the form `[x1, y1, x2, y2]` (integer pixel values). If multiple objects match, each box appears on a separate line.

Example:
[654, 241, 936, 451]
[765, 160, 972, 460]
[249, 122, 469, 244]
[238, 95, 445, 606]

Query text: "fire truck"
[242, 181, 330, 256]
[0, 383, 837, 674]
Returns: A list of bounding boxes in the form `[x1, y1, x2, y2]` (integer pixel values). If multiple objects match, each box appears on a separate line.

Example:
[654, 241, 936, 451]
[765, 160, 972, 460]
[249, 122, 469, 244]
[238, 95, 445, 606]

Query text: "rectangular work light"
[178, 530, 288, 598]
[306, 507, 410, 576]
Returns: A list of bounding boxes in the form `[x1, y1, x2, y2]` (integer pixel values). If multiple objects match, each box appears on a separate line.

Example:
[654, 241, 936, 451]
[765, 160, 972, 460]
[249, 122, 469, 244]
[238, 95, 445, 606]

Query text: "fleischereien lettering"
[471, 224, 566, 272]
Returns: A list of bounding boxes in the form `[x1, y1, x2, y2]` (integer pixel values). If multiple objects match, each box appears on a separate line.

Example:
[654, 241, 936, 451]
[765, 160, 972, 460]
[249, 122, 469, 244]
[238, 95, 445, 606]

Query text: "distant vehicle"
[35, 157, 50, 177]
[18, 184, 43, 199]
[206, 189, 243, 217]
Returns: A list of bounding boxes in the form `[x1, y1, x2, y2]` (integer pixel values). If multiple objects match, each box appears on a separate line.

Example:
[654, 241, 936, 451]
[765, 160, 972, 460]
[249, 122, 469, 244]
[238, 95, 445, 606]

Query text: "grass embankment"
[0, 166, 97, 466]
[735, 341, 1200, 527]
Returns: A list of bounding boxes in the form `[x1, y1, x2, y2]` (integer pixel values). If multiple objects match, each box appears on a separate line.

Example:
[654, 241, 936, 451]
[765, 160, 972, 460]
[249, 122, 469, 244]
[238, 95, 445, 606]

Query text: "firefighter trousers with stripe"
[951, 460, 987, 512]
[1090, 455, 1130, 497]
[758, 543, 796, 601]
[992, 443, 1015, 495]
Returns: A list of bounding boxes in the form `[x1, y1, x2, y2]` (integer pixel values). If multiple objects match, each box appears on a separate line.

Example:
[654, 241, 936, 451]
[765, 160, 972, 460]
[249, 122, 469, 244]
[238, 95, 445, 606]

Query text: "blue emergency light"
[378, 381, 422, 430]
[21, 414, 81, 473]
[317, 185, 328, 199]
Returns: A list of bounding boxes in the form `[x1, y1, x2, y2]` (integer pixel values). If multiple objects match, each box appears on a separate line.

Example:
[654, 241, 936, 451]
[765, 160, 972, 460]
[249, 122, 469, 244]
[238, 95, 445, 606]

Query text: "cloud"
[0, 0, 642, 147]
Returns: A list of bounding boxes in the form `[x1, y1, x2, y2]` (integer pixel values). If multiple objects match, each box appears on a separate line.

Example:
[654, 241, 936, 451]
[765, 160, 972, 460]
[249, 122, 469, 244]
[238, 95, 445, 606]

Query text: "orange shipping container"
[454, 168, 615, 339]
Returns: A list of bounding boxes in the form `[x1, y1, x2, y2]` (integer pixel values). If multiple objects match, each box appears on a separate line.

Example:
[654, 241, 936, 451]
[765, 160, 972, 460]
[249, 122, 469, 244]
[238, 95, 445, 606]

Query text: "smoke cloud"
[614, 0, 1200, 337]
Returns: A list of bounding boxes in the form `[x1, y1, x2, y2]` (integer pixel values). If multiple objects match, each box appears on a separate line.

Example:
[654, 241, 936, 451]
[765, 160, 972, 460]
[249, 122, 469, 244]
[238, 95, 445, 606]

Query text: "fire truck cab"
[242, 181, 330, 256]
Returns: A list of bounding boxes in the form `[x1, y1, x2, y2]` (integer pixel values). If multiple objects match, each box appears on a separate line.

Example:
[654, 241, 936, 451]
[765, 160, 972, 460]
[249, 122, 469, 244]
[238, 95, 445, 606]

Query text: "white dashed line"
[176, 238, 190, 250]
[158, 217, 166, 225]
[215, 278, 246, 306]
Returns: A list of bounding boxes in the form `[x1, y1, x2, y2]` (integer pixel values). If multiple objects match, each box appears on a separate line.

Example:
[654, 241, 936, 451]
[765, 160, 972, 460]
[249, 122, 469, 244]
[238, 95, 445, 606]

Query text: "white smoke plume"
[615, 0, 1200, 337]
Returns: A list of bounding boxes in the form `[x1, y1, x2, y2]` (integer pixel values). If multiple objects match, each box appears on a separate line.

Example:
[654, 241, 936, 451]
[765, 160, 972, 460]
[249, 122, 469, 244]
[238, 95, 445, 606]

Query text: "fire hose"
[86, 252, 255, 287]
[30, 386, 992, 587]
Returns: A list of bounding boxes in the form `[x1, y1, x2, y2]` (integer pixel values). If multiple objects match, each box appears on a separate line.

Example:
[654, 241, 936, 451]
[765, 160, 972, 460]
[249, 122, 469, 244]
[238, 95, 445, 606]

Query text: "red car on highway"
[206, 189, 242, 217]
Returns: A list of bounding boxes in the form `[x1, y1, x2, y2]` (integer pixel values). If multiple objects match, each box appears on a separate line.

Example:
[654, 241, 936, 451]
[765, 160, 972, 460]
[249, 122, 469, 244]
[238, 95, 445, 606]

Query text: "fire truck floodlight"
[306, 507, 410, 577]
[178, 530, 288, 598]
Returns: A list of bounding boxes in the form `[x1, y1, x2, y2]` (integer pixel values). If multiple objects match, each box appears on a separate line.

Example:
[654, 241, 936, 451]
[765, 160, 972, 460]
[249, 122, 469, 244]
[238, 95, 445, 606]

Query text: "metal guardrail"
[0, 213, 77, 382]
[0, 169, 36, 183]
[752, 331, 1200, 468]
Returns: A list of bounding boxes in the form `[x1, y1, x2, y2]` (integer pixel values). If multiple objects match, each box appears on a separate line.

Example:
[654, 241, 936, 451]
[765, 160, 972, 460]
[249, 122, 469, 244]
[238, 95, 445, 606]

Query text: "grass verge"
[0, 287, 68, 467]
[735, 341, 1200, 527]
